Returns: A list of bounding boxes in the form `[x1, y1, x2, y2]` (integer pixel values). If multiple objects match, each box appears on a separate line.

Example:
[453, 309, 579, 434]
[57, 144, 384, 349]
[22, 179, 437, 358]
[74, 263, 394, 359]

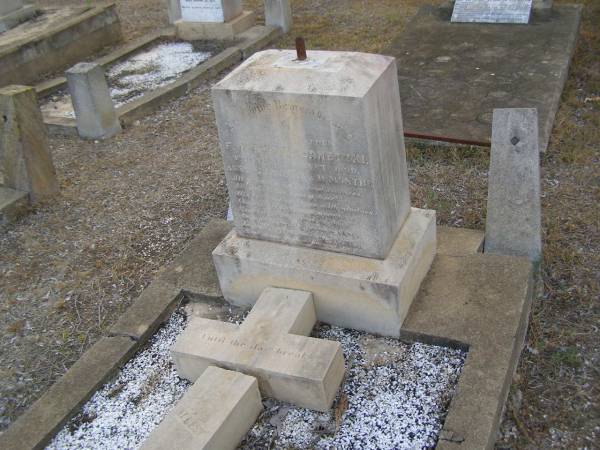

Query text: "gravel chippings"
[46, 309, 191, 450]
[241, 324, 466, 450]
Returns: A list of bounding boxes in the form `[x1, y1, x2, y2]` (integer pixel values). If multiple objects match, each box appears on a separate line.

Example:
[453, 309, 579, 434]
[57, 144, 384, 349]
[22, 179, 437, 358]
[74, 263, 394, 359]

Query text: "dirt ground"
[1, 0, 598, 448]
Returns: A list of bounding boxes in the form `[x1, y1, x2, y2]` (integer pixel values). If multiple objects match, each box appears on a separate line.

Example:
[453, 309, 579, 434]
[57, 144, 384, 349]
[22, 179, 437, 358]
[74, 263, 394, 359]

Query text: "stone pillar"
[165, 0, 181, 24]
[265, 0, 292, 32]
[485, 108, 542, 263]
[66, 62, 121, 140]
[0, 85, 59, 202]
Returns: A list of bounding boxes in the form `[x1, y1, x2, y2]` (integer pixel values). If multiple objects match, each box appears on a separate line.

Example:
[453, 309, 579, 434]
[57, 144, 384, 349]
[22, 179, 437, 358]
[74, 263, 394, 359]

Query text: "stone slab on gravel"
[0, 336, 137, 450]
[172, 287, 345, 411]
[141, 366, 262, 450]
[386, 4, 582, 151]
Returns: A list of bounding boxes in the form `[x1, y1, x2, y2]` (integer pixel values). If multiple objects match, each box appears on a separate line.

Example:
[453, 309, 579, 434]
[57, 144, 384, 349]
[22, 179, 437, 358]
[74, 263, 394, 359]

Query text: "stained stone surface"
[386, 4, 582, 151]
[172, 287, 345, 412]
[212, 49, 410, 259]
[485, 108, 541, 262]
[0, 0, 24, 16]
[66, 62, 121, 140]
[141, 367, 262, 450]
[451, 0, 533, 24]
[180, 0, 242, 23]
[0, 85, 58, 201]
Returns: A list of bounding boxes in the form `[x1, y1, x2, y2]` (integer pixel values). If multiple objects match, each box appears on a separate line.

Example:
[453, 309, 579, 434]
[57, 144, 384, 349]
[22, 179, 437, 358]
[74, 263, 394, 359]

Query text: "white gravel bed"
[45, 303, 465, 450]
[40, 41, 213, 118]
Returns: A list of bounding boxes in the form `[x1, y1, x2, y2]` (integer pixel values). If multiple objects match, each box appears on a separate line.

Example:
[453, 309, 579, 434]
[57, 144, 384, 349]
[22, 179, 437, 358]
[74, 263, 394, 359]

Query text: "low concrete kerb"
[0, 220, 533, 450]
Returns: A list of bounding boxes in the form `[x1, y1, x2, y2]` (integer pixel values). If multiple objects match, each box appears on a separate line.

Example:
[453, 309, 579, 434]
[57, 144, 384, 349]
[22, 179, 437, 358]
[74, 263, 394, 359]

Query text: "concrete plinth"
[175, 10, 255, 40]
[213, 208, 436, 337]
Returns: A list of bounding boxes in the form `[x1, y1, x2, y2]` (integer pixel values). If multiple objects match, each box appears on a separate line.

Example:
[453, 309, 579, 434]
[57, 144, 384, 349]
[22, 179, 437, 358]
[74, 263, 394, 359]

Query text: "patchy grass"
[2, 1, 598, 448]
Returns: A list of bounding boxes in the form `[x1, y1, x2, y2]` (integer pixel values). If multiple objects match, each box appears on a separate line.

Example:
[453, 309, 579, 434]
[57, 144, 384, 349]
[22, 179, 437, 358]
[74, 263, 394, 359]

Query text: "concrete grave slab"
[386, 4, 582, 151]
[485, 108, 541, 262]
[172, 287, 345, 411]
[0, 4, 122, 87]
[142, 367, 262, 450]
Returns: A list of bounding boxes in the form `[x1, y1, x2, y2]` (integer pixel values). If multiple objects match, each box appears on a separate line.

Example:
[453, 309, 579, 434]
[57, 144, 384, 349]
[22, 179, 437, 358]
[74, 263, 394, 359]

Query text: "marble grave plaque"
[180, 0, 242, 23]
[451, 0, 533, 23]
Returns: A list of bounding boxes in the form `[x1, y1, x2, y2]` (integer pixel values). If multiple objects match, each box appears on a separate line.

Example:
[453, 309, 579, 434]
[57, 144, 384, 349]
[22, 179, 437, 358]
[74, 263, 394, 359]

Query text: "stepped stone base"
[213, 208, 437, 337]
[176, 10, 256, 40]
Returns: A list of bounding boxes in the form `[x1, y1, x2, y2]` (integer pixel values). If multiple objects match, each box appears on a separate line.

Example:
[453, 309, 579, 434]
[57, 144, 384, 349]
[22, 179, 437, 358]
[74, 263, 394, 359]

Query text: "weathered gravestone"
[0, 0, 37, 33]
[265, 0, 292, 33]
[211, 49, 436, 336]
[172, 287, 345, 412]
[142, 366, 262, 450]
[0, 85, 59, 202]
[66, 62, 121, 140]
[452, 0, 533, 24]
[485, 108, 542, 263]
[172, 0, 255, 40]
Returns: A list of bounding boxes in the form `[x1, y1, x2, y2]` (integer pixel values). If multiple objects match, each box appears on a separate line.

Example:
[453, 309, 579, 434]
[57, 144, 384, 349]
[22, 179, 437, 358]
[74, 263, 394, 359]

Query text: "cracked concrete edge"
[0, 336, 138, 450]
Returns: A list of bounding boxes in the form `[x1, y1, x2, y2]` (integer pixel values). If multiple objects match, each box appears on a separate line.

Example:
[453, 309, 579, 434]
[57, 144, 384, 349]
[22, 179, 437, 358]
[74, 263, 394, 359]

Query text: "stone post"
[0, 85, 59, 202]
[165, 0, 182, 24]
[485, 108, 542, 263]
[66, 62, 121, 140]
[265, 0, 292, 32]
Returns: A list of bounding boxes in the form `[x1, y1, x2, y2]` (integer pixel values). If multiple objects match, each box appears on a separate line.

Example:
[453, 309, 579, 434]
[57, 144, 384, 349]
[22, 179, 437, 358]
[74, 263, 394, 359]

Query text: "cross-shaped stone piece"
[172, 287, 345, 411]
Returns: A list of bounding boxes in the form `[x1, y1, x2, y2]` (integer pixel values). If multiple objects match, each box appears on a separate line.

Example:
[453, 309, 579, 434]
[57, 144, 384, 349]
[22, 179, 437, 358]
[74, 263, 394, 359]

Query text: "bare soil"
[1, 1, 598, 448]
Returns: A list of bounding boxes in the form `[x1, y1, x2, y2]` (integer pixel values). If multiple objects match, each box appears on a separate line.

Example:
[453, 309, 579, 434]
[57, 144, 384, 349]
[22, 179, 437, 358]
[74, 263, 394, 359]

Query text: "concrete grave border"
[36, 25, 282, 137]
[0, 4, 122, 88]
[0, 220, 533, 450]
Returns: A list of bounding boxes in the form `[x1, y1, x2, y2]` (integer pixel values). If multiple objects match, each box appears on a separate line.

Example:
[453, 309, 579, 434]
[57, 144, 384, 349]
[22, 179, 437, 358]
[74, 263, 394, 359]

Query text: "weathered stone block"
[213, 208, 436, 336]
[265, 0, 292, 32]
[141, 367, 262, 450]
[0, 0, 23, 16]
[180, 0, 242, 22]
[0, 85, 59, 202]
[485, 108, 541, 263]
[0, 186, 28, 225]
[212, 49, 411, 259]
[172, 287, 345, 411]
[66, 62, 121, 140]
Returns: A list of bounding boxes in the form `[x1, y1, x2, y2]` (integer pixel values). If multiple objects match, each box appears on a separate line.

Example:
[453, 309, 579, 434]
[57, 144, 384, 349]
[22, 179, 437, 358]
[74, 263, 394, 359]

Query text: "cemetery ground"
[0, 0, 598, 448]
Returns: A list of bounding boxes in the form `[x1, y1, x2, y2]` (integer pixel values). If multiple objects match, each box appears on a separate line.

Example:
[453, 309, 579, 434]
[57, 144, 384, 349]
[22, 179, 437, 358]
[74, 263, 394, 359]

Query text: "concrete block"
[213, 208, 436, 336]
[265, 0, 292, 32]
[0, 186, 28, 225]
[0, 0, 24, 16]
[0, 85, 59, 202]
[66, 62, 121, 140]
[485, 108, 541, 263]
[0, 3, 37, 33]
[172, 287, 345, 411]
[175, 10, 255, 40]
[212, 49, 411, 259]
[141, 367, 262, 450]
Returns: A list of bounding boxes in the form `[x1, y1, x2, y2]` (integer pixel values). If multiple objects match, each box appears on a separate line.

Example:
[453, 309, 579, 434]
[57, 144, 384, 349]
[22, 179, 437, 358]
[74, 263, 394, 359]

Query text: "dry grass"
[1, 0, 598, 447]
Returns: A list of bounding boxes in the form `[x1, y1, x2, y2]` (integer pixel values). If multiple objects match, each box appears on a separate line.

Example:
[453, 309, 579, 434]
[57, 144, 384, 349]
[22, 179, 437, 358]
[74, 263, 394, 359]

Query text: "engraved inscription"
[198, 332, 309, 360]
[180, 0, 225, 22]
[451, 0, 533, 23]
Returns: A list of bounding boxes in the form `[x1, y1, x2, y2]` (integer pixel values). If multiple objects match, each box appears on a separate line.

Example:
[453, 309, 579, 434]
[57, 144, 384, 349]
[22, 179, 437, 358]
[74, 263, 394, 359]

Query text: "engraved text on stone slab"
[451, 0, 533, 23]
[181, 0, 224, 22]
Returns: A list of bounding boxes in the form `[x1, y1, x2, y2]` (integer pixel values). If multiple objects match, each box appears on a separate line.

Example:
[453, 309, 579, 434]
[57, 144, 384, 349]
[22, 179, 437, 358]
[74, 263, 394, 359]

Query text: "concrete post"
[265, 0, 292, 32]
[0, 85, 59, 201]
[66, 62, 121, 140]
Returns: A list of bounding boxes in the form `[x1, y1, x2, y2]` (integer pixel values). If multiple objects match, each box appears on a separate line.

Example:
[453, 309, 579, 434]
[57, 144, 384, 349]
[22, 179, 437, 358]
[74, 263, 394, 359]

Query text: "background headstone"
[451, 0, 533, 23]
[0, 85, 59, 202]
[66, 62, 122, 140]
[213, 50, 411, 259]
[485, 108, 542, 263]
[265, 0, 292, 32]
[180, 0, 242, 23]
